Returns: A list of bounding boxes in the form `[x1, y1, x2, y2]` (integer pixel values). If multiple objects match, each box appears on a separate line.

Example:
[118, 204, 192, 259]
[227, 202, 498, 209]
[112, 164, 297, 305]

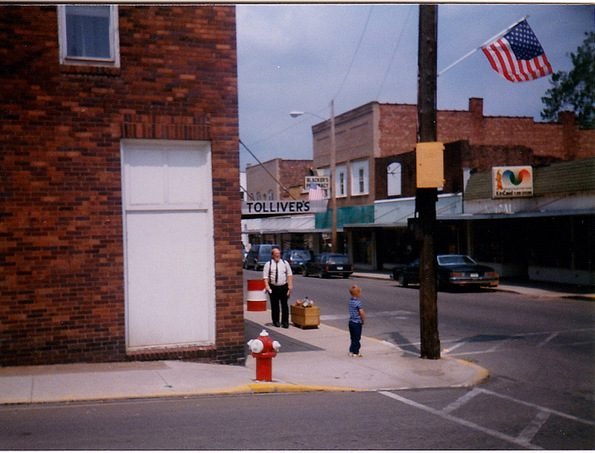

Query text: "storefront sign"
[242, 199, 328, 216]
[492, 166, 533, 198]
[304, 176, 329, 190]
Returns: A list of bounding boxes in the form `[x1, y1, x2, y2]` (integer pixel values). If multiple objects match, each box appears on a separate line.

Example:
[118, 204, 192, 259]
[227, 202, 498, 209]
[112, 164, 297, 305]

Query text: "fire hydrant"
[247, 329, 281, 381]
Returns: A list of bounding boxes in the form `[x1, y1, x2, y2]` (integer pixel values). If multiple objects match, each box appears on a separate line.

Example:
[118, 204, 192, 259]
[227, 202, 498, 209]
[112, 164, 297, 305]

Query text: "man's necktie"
[275, 262, 278, 284]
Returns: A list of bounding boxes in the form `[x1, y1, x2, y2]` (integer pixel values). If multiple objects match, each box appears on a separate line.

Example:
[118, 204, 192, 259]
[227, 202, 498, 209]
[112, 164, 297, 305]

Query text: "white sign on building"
[304, 176, 330, 190]
[242, 199, 328, 216]
[492, 166, 534, 198]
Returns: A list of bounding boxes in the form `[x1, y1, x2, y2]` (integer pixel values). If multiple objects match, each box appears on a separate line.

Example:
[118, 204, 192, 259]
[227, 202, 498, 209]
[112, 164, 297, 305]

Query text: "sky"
[236, 3, 593, 170]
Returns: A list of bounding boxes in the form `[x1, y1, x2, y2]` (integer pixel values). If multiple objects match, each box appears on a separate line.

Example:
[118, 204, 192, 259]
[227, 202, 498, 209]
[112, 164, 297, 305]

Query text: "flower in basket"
[302, 297, 315, 307]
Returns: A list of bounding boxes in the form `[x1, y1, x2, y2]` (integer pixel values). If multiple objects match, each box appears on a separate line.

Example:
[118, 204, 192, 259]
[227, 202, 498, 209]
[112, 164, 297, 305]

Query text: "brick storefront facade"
[1, 6, 243, 366]
[313, 98, 595, 207]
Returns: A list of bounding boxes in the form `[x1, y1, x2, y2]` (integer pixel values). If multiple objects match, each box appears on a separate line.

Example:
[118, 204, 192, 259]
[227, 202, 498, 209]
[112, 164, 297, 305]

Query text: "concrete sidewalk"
[0, 308, 487, 405]
[2, 278, 590, 406]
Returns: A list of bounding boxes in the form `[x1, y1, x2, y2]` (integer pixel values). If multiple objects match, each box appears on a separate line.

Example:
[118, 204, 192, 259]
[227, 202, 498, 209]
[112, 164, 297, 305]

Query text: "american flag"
[308, 182, 326, 201]
[481, 20, 553, 82]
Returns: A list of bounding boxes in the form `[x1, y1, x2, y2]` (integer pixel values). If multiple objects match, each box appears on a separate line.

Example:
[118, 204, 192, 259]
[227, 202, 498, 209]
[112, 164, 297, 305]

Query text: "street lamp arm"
[289, 111, 326, 121]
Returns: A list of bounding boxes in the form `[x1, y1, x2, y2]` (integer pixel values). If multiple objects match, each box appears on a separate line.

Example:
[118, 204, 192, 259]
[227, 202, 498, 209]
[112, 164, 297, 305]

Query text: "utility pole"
[330, 100, 337, 253]
[416, 4, 440, 359]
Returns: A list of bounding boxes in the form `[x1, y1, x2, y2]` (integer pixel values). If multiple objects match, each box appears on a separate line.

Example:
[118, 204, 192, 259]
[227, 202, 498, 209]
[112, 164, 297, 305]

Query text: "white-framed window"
[267, 189, 274, 200]
[336, 165, 347, 198]
[350, 160, 369, 196]
[58, 5, 120, 67]
[387, 162, 402, 196]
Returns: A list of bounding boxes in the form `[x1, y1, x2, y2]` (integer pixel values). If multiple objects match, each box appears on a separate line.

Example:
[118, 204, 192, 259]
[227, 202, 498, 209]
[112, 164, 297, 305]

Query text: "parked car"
[303, 253, 353, 278]
[282, 249, 313, 273]
[243, 244, 280, 271]
[392, 254, 499, 289]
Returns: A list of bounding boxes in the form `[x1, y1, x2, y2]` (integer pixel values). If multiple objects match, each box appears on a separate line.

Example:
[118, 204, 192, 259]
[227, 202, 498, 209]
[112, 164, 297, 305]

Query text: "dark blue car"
[392, 254, 499, 289]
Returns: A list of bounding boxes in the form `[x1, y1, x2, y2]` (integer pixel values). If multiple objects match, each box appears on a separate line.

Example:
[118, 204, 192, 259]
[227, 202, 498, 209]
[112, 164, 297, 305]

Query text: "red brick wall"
[0, 6, 243, 365]
[375, 141, 555, 199]
[279, 160, 313, 200]
[377, 99, 594, 160]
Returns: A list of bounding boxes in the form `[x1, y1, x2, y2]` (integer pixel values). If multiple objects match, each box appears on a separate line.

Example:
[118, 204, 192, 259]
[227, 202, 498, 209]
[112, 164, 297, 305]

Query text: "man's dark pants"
[270, 284, 289, 326]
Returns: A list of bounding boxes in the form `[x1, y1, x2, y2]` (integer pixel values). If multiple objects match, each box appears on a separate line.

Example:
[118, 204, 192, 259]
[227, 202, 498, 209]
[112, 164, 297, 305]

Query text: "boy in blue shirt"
[348, 284, 366, 357]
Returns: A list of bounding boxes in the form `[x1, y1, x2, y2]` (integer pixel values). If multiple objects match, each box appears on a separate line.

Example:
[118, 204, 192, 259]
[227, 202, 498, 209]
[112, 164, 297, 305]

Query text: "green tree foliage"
[541, 32, 594, 129]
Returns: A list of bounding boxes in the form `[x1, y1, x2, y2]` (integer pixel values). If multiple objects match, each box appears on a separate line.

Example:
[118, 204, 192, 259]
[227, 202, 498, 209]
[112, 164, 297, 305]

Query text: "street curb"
[246, 383, 360, 393]
[563, 295, 595, 302]
[450, 358, 490, 387]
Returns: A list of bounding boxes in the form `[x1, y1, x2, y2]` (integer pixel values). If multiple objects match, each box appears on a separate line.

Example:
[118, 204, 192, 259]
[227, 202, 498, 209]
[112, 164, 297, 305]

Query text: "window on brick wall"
[58, 5, 120, 67]
[350, 160, 369, 196]
[387, 163, 402, 196]
[336, 165, 347, 198]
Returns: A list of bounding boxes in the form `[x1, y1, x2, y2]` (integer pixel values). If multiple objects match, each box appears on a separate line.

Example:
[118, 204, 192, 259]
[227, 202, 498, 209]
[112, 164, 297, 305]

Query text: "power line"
[239, 139, 296, 200]
[333, 5, 374, 101]
[376, 5, 415, 100]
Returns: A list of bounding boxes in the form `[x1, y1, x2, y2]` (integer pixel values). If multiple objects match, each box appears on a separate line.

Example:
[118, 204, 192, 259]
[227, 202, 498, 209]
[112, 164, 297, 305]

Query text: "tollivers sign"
[242, 199, 328, 216]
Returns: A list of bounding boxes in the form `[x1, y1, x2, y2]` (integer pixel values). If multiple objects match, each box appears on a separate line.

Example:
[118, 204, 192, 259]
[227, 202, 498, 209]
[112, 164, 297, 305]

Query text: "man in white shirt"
[263, 247, 293, 328]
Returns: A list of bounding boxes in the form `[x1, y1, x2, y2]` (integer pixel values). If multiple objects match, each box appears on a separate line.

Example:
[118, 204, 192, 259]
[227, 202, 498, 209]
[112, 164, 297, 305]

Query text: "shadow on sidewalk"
[387, 330, 420, 356]
[244, 320, 324, 355]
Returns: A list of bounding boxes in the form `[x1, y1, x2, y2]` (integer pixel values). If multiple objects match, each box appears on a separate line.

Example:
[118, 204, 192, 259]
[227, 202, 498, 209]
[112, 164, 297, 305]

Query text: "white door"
[122, 140, 215, 350]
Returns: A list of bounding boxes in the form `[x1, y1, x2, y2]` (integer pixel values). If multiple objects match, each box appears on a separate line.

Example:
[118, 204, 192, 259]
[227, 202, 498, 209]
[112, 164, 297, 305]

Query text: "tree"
[541, 32, 594, 129]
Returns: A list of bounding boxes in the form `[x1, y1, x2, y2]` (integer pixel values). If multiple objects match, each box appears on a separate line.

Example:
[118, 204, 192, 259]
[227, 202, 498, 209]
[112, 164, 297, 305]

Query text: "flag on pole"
[481, 19, 553, 82]
[308, 181, 325, 201]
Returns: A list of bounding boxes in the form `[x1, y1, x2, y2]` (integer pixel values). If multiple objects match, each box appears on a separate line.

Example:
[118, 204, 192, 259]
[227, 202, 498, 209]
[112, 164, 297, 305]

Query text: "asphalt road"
[292, 273, 594, 413]
[1, 273, 592, 450]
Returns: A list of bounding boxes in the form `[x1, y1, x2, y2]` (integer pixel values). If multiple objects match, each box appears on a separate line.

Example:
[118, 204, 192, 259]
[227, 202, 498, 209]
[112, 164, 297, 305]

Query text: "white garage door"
[121, 140, 215, 351]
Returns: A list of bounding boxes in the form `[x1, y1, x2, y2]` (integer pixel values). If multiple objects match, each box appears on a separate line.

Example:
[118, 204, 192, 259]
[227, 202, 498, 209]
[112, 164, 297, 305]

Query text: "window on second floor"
[58, 5, 120, 67]
[350, 160, 369, 196]
[336, 165, 347, 197]
[387, 163, 402, 196]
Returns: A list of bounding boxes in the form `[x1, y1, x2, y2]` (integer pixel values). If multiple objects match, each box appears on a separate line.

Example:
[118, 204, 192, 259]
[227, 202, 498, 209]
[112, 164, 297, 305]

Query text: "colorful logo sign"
[492, 166, 533, 198]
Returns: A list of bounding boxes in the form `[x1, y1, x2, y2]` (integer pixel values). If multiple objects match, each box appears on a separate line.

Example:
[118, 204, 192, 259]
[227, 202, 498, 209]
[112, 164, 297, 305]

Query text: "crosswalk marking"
[379, 390, 542, 450]
[380, 387, 594, 451]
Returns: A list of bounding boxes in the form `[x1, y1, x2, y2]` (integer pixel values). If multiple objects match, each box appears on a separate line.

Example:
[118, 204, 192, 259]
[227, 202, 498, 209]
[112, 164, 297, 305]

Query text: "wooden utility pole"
[330, 100, 337, 253]
[417, 4, 440, 359]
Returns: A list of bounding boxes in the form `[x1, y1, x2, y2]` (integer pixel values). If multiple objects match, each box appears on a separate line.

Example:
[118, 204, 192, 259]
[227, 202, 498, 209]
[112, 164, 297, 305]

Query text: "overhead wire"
[332, 5, 374, 102]
[376, 5, 415, 100]
[240, 139, 297, 200]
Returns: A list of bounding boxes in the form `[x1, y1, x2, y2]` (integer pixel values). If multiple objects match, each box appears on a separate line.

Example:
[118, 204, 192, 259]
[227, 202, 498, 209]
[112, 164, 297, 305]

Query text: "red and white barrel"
[246, 279, 267, 311]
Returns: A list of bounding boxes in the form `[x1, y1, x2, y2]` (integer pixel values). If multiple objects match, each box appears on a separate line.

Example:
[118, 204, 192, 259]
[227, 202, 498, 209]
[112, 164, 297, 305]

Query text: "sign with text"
[304, 176, 330, 190]
[492, 166, 533, 198]
[242, 199, 328, 216]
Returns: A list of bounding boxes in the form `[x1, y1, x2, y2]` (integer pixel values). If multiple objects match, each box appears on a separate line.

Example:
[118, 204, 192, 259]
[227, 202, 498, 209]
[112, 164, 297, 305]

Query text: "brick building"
[245, 158, 313, 202]
[308, 99, 593, 283]
[245, 98, 593, 284]
[1, 6, 244, 366]
[312, 98, 594, 209]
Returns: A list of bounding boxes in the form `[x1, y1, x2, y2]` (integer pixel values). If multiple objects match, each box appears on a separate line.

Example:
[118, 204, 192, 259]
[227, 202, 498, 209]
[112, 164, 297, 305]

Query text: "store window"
[58, 5, 120, 67]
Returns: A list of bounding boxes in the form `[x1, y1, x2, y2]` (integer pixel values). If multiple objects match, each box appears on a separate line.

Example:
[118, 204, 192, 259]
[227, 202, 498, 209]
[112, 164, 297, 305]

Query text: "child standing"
[348, 285, 366, 357]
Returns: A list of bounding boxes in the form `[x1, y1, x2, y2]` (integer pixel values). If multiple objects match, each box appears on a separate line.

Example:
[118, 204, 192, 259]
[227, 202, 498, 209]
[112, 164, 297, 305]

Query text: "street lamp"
[290, 101, 338, 252]
[290, 111, 324, 120]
